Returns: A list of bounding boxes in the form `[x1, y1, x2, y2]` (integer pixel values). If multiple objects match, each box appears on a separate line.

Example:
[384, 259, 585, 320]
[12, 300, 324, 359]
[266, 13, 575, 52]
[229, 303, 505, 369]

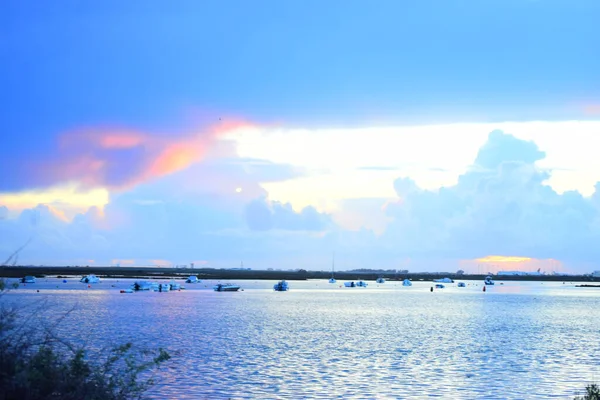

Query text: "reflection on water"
[4, 279, 600, 399]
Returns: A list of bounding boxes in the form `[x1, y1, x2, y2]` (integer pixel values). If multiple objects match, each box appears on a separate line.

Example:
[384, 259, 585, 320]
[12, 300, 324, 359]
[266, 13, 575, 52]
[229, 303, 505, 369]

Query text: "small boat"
[21, 276, 36, 284]
[402, 279, 412, 286]
[131, 281, 152, 291]
[80, 274, 100, 284]
[435, 284, 445, 289]
[153, 283, 170, 292]
[329, 253, 336, 283]
[434, 277, 454, 283]
[185, 276, 201, 284]
[356, 280, 368, 287]
[213, 283, 241, 292]
[120, 288, 134, 294]
[169, 281, 181, 290]
[344, 281, 356, 288]
[273, 280, 289, 291]
[376, 276, 385, 284]
[457, 282, 466, 287]
[484, 276, 495, 285]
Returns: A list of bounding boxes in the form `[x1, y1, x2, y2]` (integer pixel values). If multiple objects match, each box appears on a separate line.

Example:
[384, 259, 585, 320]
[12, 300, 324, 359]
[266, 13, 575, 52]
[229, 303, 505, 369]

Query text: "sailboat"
[329, 252, 336, 283]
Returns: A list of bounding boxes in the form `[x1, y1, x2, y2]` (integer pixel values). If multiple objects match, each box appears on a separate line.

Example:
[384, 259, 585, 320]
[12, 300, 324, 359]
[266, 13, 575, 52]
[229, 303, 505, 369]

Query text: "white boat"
[435, 284, 445, 289]
[80, 274, 100, 284]
[356, 280, 368, 287]
[131, 281, 153, 291]
[273, 280, 289, 291]
[21, 276, 36, 284]
[484, 276, 495, 285]
[434, 277, 454, 283]
[153, 283, 170, 292]
[344, 281, 356, 287]
[329, 252, 336, 284]
[213, 283, 241, 292]
[376, 277, 385, 284]
[457, 282, 466, 287]
[169, 281, 181, 290]
[185, 276, 201, 284]
[402, 279, 412, 286]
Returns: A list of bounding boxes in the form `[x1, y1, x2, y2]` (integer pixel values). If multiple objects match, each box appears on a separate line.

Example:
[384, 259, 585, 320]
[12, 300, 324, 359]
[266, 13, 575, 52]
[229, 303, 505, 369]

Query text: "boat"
[153, 283, 170, 292]
[484, 276, 495, 285]
[329, 252, 336, 284]
[457, 282, 466, 287]
[80, 274, 100, 284]
[213, 283, 241, 292]
[169, 281, 181, 290]
[433, 277, 454, 283]
[273, 280, 289, 291]
[21, 276, 36, 284]
[344, 281, 356, 287]
[402, 279, 412, 286]
[376, 276, 385, 284]
[435, 284, 445, 289]
[185, 276, 200, 284]
[356, 280, 368, 287]
[120, 288, 134, 294]
[131, 281, 153, 291]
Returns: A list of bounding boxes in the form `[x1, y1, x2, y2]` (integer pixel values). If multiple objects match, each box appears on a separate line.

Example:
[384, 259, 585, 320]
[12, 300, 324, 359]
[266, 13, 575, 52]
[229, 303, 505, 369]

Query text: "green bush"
[0, 278, 171, 400]
[575, 384, 600, 400]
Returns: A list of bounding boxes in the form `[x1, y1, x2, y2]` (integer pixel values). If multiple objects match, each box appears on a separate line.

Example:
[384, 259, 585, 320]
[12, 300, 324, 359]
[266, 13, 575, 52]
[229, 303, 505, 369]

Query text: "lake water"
[3, 277, 600, 399]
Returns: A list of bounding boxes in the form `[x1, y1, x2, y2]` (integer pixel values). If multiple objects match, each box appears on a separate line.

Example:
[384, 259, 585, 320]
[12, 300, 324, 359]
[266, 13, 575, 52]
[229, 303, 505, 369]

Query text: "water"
[3, 278, 600, 399]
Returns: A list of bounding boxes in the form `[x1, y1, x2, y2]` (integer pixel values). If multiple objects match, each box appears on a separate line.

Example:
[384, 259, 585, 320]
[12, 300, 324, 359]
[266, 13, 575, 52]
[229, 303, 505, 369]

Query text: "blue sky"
[1, 1, 600, 272]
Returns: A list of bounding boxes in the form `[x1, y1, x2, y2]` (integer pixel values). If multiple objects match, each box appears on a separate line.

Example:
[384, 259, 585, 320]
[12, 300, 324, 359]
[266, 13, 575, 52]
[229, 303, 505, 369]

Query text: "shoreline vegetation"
[0, 266, 598, 283]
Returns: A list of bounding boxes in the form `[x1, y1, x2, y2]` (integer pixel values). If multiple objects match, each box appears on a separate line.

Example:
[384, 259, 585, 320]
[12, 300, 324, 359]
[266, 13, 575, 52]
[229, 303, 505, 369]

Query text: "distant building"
[592, 271, 600, 278]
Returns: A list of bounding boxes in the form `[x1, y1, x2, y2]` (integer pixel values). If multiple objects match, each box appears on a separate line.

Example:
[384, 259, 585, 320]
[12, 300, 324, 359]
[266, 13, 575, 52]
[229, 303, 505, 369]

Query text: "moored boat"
[273, 280, 289, 291]
[484, 276, 495, 285]
[402, 278, 412, 286]
[185, 276, 200, 284]
[21, 276, 36, 284]
[80, 274, 100, 284]
[213, 283, 241, 292]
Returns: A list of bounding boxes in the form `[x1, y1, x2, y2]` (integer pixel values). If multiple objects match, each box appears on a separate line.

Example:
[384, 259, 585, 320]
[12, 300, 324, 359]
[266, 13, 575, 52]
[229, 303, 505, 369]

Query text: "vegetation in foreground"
[575, 384, 600, 400]
[0, 278, 171, 400]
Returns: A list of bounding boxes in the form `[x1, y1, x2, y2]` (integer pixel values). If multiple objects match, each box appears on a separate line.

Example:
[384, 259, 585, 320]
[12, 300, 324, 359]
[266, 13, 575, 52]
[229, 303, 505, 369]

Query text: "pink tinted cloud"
[38, 119, 255, 191]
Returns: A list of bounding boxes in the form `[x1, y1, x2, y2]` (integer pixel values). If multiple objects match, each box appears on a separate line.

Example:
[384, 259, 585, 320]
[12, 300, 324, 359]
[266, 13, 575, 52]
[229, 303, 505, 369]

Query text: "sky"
[1, 0, 600, 273]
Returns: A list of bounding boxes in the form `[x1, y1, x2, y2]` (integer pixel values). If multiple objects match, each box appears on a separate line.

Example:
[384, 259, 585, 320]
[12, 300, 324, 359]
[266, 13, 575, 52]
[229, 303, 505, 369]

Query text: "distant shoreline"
[0, 266, 597, 283]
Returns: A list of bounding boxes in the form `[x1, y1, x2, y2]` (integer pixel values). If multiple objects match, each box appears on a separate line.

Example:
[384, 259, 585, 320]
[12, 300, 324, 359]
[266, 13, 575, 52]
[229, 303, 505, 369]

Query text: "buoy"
[36, 290, 40, 293]
[62, 279, 67, 283]
[88, 284, 91, 288]
[430, 286, 433, 292]
[483, 286, 486, 292]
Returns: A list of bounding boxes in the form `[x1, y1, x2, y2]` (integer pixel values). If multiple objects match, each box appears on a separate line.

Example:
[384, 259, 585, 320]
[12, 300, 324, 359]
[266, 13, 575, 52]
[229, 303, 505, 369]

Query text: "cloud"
[381, 130, 600, 265]
[0, 119, 252, 192]
[244, 196, 331, 231]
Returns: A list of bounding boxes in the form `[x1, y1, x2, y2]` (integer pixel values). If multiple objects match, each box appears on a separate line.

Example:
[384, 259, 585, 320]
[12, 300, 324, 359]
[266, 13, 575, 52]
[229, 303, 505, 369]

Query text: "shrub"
[0, 277, 171, 400]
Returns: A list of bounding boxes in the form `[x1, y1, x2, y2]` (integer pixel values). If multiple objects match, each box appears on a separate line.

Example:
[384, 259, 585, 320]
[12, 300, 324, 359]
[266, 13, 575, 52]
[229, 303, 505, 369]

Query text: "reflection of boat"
[213, 283, 241, 292]
[457, 282, 466, 287]
[80, 274, 100, 284]
[21, 276, 36, 284]
[484, 276, 495, 285]
[273, 280, 289, 291]
[435, 284, 445, 289]
[376, 276, 385, 284]
[434, 277, 454, 283]
[402, 279, 412, 286]
[185, 276, 200, 284]
[329, 253, 336, 284]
